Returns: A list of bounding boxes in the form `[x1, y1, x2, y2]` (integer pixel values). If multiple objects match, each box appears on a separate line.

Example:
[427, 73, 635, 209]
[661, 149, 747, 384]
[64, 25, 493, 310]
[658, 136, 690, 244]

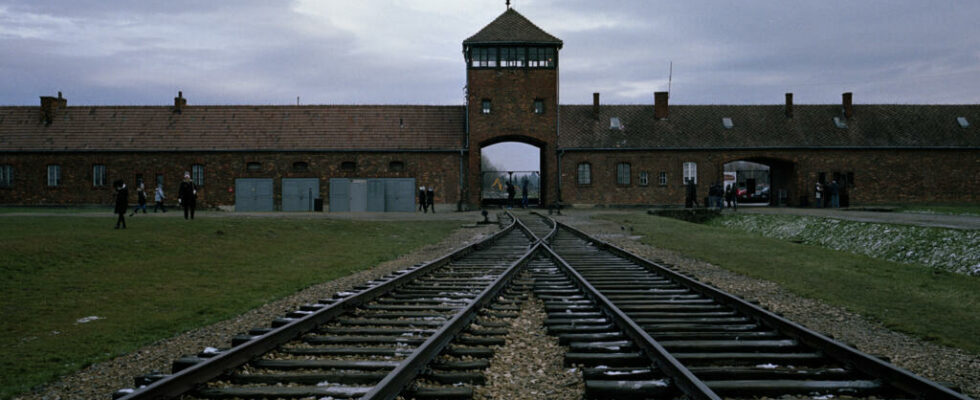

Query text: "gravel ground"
[475, 294, 584, 400]
[555, 210, 980, 399]
[14, 222, 500, 400]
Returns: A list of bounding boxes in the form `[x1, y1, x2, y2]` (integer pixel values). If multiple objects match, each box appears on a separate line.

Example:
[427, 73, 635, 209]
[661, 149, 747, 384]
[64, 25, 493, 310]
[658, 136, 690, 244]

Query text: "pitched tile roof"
[463, 8, 562, 47]
[559, 104, 980, 149]
[0, 105, 465, 152]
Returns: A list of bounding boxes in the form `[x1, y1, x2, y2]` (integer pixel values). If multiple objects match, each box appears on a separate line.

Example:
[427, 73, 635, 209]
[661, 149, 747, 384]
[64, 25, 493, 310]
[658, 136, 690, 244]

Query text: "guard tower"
[463, 7, 563, 207]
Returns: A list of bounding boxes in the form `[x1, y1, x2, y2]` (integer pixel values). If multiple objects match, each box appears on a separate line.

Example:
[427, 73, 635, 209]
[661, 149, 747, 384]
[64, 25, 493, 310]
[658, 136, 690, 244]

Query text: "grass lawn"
[597, 213, 980, 355]
[891, 203, 980, 216]
[0, 215, 460, 399]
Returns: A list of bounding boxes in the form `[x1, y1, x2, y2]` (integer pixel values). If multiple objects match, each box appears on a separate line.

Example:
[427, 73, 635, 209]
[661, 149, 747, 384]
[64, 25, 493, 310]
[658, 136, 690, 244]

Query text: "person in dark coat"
[521, 178, 529, 208]
[725, 184, 738, 211]
[178, 171, 198, 220]
[418, 186, 426, 212]
[829, 180, 840, 208]
[506, 181, 516, 209]
[130, 183, 147, 216]
[426, 186, 435, 213]
[113, 180, 128, 229]
[685, 178, 699, 208]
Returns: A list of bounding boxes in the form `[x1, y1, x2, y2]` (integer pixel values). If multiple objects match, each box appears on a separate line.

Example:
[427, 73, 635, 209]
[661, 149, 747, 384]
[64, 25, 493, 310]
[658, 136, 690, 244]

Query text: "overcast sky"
[3, 1, 978, 169]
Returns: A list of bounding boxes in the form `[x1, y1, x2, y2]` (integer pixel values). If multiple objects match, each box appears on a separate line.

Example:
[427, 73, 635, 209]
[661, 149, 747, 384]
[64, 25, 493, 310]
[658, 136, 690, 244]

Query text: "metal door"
[235, 178, 274, 212]
[384, 178, 416, 212]
[329, 178, 350, 212]
[367, 179, 385, 212]
[282, 178, 319, 211]
[349, 179, 368, 212]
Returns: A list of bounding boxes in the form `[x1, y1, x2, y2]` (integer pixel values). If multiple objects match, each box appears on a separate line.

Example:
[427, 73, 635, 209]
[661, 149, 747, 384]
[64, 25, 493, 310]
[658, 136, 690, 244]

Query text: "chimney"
[174, 91, 187, 113]
[592, 92, 600, 120]
[785, 93, 793, 118]
[39, 91, 66, 125]
[654, 91, 669, 119]
[842, 92, 853, 119]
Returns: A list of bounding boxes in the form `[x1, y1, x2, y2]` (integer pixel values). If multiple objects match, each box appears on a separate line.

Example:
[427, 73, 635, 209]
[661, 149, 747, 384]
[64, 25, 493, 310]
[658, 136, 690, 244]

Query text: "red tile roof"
[0, 105, 465, 152]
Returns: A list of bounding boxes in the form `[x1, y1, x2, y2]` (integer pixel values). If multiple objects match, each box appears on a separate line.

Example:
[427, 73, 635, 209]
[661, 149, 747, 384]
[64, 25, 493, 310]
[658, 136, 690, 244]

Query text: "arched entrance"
[477, 136, 545, 208]
[723, 157, 796, 206]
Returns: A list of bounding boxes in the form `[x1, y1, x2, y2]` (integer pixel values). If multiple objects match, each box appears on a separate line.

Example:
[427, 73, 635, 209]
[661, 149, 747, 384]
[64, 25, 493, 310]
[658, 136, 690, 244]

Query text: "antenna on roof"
[296, 96, 300, 106]
[667, 61, 673, 99]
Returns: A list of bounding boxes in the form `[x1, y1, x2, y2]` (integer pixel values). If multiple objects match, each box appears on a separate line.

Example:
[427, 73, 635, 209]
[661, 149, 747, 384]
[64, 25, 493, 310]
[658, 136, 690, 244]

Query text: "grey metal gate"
[235, 178, 274, 212]
[384, 178, 415, 212]
[367, 179, 385, 212]
[349, 180, 368, 212]
[282, 178, 319, 212]
[329, 178, 350, 212]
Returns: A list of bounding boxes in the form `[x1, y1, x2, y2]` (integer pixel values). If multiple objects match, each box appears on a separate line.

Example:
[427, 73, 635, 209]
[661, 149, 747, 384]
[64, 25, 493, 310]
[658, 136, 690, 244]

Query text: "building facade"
[1, 8, 978, 210]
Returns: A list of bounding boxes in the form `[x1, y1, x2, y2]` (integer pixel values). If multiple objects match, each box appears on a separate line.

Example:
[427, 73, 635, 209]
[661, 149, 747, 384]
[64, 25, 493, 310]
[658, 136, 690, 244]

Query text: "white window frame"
[47, 165, 61, 187]
[191, 164, 204, 186]
[616, 162, 631, 185]
[683, 162, 697, 184]
[638, 171, 649, 186]
[92, 164, 107, 187]
[481, 99, 492, 114]
[577, 163, 591, 185]
[659, 171, 667, 186]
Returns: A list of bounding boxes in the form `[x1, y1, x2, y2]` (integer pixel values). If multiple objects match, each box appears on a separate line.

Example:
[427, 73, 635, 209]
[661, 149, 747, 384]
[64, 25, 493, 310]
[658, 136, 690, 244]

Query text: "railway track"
[112, 211, 973, 399]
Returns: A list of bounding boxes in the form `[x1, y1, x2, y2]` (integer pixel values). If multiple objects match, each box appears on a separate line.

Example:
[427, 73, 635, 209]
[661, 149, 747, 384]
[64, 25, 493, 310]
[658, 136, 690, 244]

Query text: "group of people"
[113, 171, 199, 229]
[417, 186, 436, 213]
[686, 179, 738, 210]
[505, 178, 530, 209]
[814, 180, 841, 208]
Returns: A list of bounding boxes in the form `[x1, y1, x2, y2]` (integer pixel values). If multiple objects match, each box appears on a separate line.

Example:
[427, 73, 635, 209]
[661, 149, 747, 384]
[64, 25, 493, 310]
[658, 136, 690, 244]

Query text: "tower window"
[500, 47, 525, 67]
[482, 99, 492, 114]
[527, 47, 555, 68]
[471, 47, 498, 68]
[534, 99, 545, 114]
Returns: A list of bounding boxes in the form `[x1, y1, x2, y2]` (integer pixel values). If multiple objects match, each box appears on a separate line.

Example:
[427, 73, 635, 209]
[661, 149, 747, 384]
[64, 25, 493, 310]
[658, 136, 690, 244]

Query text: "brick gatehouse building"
[1, 8, 978, 210]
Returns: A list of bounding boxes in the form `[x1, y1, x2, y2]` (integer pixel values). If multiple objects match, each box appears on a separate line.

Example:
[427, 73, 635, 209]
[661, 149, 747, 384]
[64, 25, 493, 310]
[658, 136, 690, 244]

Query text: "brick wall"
[0, 151, 462, 208]
[559, 149, 980, 206]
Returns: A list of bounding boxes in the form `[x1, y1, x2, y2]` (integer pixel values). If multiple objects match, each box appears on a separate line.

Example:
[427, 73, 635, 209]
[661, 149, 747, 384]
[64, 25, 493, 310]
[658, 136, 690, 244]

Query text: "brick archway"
[469, 135, 549, 207]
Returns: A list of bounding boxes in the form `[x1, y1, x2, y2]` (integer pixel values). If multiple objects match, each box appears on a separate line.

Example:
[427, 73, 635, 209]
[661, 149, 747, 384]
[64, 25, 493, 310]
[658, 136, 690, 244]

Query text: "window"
[616, 162, 631, 185]
[683, 162, 697, 184]
[577, 163, 591, 185]
[247, 162, 262, 172]
[470, 47, 497, 67]
[191, 164, 204, 186]
[156, 174, 164, 188]
[389, 161, 405, 172]
[0, 165, 12, 188]
[533, 99, 545, 114]
[659, 171, 667, 186]
[92, 165, 106, 187]
[340, 161, 356, 171]
[292, 161, 309, 172]
[481, 99, 492, 114]
[527, 47, 555, 68]
[639, 171, 649, 186]
[500, 46, 525, 67]
[47, 165, 61, 187]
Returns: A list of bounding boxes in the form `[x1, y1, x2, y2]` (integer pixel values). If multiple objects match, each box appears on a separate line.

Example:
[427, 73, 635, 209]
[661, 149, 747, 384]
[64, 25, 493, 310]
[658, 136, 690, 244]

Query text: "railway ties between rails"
[112, 211, 974, 400]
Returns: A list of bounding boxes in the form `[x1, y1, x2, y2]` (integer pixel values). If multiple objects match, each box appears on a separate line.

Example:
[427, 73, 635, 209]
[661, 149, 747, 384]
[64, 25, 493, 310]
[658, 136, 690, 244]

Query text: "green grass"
[0, 206, 109, 214]
[597, 213, 980, 354]
[0, 216, 459, 399]
[891, 203, 980, 216]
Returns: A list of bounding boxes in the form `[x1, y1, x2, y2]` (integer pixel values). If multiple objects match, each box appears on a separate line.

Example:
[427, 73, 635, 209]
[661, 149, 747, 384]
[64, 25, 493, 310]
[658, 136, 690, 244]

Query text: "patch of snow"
[756, 363, 779, 369]
[76, 316, 102, 324]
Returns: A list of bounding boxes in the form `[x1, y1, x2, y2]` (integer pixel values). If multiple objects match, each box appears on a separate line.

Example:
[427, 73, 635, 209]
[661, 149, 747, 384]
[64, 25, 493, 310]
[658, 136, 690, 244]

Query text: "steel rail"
[537, 236, 722, 400]
[362, 240, 541, 399]
[556, 220, 974, 400]
[117, 217, 519, 400]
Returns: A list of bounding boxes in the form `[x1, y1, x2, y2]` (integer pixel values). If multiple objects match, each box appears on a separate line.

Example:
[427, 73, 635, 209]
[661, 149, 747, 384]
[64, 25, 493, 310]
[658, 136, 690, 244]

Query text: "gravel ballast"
[556, 211, 980, 399]
[14, 223, 500, 400]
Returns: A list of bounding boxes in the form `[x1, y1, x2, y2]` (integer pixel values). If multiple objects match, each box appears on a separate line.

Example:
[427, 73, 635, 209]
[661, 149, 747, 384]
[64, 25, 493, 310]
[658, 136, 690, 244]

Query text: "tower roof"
[463, 8, 562, 48]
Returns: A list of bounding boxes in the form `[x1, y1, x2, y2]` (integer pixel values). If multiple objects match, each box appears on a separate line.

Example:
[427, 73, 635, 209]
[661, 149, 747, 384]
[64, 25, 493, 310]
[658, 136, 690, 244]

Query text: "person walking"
[725, 184, 737, 211]
[685, 178, 699, 208]
[815, 181, 824, 208]
[829, 180, 840, 208]
[178, 171, 198, 220]
[153, 183, 167, 212]
[506, 181, 516, 209]
[130, 183, 147, 216]
[426, 186, 435, 214]
[113, 180, 128, 229]
[521, 178, 529, 208]
[418, 186, 427, 213]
